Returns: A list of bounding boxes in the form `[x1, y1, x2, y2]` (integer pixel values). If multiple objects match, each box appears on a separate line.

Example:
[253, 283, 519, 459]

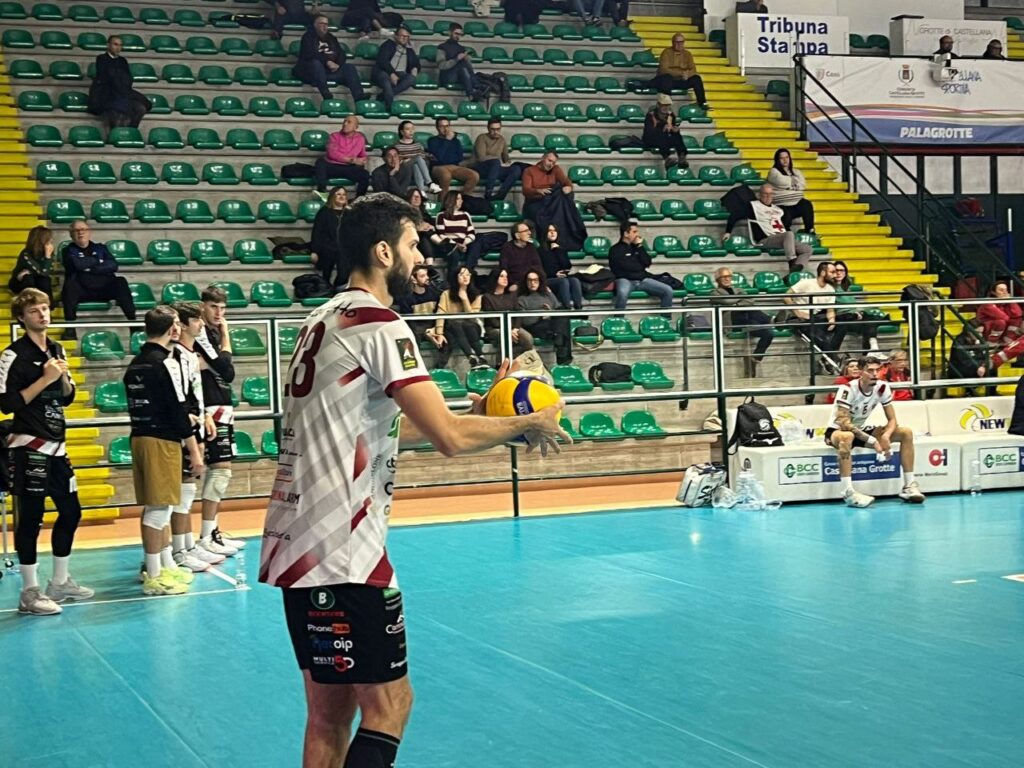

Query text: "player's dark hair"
[173, 301, 202, 323]
[816, 261, 833, 277]
[449, 22, 463, 33]
[520, 269, 549, 295]
[619, 220, 637, 237]
[447, 267, 480, 303]
[858, 354, 883, 369]
[145, 305, 178, 338]
[338, 193, 421, 272]
[201, 285, 227, 304]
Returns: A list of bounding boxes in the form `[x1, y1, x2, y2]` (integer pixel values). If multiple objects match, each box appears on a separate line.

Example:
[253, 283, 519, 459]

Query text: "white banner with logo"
[726, 14, 849, 69]
[804, 55, 1024, 145]
[889, 18, 1006, 58]
[959, 439, 1024, 489]
[925, 396, 1015, 436]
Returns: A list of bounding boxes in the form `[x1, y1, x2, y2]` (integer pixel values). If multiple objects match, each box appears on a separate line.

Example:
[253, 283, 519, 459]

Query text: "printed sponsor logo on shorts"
[309, 587, 336, 610]
[390, 660, 408, 670]
[311, 655, 356, 672]
[310, 636, 354, 654]
[385, 614, 406, 635]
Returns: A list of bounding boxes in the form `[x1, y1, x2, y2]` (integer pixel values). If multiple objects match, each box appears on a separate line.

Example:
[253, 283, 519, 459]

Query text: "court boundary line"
[0, 585, 249, 615]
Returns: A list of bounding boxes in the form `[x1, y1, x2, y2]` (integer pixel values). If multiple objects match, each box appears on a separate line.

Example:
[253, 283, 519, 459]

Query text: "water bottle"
[734, 458, 755, 505]
[234, 549, 248, 588]
[968, 458, 982, 496]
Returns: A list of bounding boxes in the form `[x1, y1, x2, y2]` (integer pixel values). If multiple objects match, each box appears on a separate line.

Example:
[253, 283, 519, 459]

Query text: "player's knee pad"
[201, 468, 232, 502]
[174, 482, 198, 515]
[142, 505, 174, 530]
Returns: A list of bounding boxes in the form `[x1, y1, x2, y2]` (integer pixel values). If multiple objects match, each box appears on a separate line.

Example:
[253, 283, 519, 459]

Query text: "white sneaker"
[173, 549, 213, 572]
[46, 577, 95, 603]
[198, 535, 237, 557]
[427, 182, 442, 194]
[187, 545, 225, 565]
[843, 489, 875, 508]
[898, 481, 926, 503]
[214, 528, 246, 550]
[18, 586, 62, 615]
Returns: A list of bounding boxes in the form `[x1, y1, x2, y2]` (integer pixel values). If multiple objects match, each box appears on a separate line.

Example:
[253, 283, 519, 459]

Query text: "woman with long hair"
[481, 267, 533, 357]
[9, 226, 55, 303]
[396, 120, 441, 195]
[833, 260, 880, 353]
[538, 223, 583, 310]
[310, 186, 348, 286]
[516, 270, 572, 365]
[405, 187, 438, 263]
[767, 148, 815, 234]
[428, 266, 488, 368]
[432, 191, 481, 272]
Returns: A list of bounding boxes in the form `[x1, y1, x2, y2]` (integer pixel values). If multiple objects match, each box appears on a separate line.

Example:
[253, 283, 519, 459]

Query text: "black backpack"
[900, 284, 938, 341]
[470, 72, 510, 104]
[292, 274, 333, 300]
[599, 197, 634, 223]
[588, 362, 631, 385]
[727, 397, 783, 453]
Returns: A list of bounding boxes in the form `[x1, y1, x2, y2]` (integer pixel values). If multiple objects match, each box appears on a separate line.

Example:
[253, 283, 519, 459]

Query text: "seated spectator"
[608, 222, 674, 311]
[935, 35, 959, 60]
[517, 271, 573, 365]
[9, 226, 55, 305]
[396, 120, 441, 195]
[293, 15, 367, 102]
[712, 266, 774, 376]
[539, 225, 583, 310]
[314, 115, 370, 197]
[428, 267, 488, 368]
[499, 222, 545, 294]
[471, 118, 521, 201]
[609, 0, 630, 26]
[824, 358, 860, 404]
[271, 0, 312, 39]
[767, 148, 815, 233]
[783, 261, 844, 373]
[397, 264, 441, 351]
[436, 23, 475, 98]
[834, 260, 880, 353]
[372, 27, 419, 108]
[880, 348, 914, 400]
[432, 192, 481, 272]
[983, 39, 1005, 60]
[427, 117, 479, 198]
[406, 188, 439, 262]
[978, 281, 1024, 368]
[947, 327, 989, 395]
[571, 0, 604, 25]
[723, 184, 813, 272]
[87, 36, 151, 131]
[310, 186, 348, 287]
[481, 267, 534, 356]
[371, 146, 414, 196]
[60, 220, 136, 339]
[341, 0, 388, 37]
[504, 0, 545, 27]
[643, 94, 689, 170]
[635, 33, 708, 109]
[522, 151, 573, 223]
[1009, 371, 1024, 436]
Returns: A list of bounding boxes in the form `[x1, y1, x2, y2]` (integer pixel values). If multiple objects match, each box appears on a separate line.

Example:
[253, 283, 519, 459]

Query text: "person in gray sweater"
[766, 148, 815, 233]
[712, 266, 774, 376]
[516, 270, 572, 365]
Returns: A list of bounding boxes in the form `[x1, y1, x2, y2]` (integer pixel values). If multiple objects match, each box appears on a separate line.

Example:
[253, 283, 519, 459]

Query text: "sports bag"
[588, 362, 631, 385]
[675, 462, 727, 507]
[292, 274, 333, 300]
[727, 396, 782, 453]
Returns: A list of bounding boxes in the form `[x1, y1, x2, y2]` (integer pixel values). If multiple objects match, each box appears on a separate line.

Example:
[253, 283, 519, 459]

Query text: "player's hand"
[189, 450, 205, 478]
[523, 401, 571, 457]
[205, 415, 217, 440]
[875, 435, 892, 457]
[41, 358, 65, 384]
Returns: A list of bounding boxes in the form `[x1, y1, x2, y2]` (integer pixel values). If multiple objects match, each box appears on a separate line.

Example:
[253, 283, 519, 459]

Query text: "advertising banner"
[889, 18, 1006, 58]
[727, 14, 849, 69]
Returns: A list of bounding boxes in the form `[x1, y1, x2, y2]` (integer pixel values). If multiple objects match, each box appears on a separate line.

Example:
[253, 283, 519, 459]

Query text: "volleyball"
[485, 375, 562, 422]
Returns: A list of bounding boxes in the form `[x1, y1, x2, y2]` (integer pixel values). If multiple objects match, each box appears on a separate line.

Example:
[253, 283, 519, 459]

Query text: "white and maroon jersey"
[828, 380, 893, 430]
[260, 289, 431, 590]
[173, 340, 204, 418]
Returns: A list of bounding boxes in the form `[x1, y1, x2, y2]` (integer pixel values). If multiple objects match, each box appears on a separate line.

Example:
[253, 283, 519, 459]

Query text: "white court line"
[952, 579, 978, 585]
[0, 585, 249, 614]
[204, 564, 240, 587]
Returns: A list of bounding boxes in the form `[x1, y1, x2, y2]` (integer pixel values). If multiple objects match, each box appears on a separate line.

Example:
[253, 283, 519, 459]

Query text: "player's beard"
[386, 261, 413, 301]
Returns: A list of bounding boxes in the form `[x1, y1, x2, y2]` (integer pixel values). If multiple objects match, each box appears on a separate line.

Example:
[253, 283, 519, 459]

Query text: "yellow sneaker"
[141, 570, 189, 596]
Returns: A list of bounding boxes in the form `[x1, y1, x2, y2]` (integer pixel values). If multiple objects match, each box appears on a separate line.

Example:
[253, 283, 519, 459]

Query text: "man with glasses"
[471, 118, 521, 201]
[426, 117, 479, 198]
[60, 220, 136, 341]
[636, 34, 709, 109]
[372, 26, 419, 108]
[436, 22, 475, 98]
[293, 14, 367, 102]
[723, 184, 813, 273]
[712, 267, 775, 377]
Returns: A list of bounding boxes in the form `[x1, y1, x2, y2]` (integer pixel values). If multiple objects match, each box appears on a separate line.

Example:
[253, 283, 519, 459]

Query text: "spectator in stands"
[372, 26, 419, 108]
[522, 151, 573, 223]
[481, 268, 534, 356]
[341, 0, 388, 38]
[571, 0, 605, 25]
[310, 186, 348, 287]
[935, 35, 959, 60]
[736, 0, 768, 11]
[471, 118, 521, 201]
[983, 39, 1005, 60]
[504, 0, 545, 28]
[314, 115, 370, 198]
[427, 117, 480, 198]
[880, 348, 914, 400]
[783, 261, 844, 373]
[437, 23, 475, 98]
[9, 226, 55, 304]
[428, 267, 488, 368]
[517, 271, 573, 365]
[608, 222, 674, 311]
[712, 266, 774, 376]
[643, 94, 689, 170]
[398, 264, 441, 351]
[637, 33, 708, 110]
[833, 260, 880, 353]
[293, 15, 367, 102]
[499, 222, 545, 295]
[608, 0, 630, 26]
[432, 192, 481, 272]
[270, 0, 312, 40]
[60, 221, 136, 340]
[396, 120, 441, 195]
[406, 188, 438, 262]
[539, 225, 584, 310]
[723, 184, 813, 273]
[87, 36, 151, 131]
[979, 281, 1024, 368]
[371, 145, 414, 196]
[948, 328, 989, 394]
[767, 148, 815, 234]
[825, 358, 860, 404]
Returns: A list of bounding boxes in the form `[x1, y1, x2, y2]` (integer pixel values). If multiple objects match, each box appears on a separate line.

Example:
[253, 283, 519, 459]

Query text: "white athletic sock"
[145, 553, 162, 579]
[160, 546, 175, 569]
[172, 533, 187, 554]
[185, 532, 195, 550]
[201, 519, 217, 539]
[904, 472, 916, 486]
[20, 563, 39, 590]
[52, 555, 70, 585]
[841, 476, 854, 493]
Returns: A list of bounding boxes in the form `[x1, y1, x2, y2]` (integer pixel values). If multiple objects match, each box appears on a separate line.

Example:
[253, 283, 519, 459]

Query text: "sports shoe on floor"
[18, 586, 63, 615]
[142, 570, 189, 596]
[213, 528, 246, 550]
[173, 549, 213, 573]
[198, 535, 237, 558]
[898, 481, 926, 503]
[46, 578, 95, 603]
[169, 566, 195, 585]
[188, 545, 225, 565]
[844, 489, 875, 508]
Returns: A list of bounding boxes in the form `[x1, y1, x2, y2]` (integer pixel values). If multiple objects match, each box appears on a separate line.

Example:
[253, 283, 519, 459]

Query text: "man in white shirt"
[724, 184, 813, 272]
[784, 261, 847, 373]
[824, 356, 925, 507]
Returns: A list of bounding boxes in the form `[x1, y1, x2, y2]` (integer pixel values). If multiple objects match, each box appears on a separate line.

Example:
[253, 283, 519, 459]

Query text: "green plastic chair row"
[30, 122, 331, 150]
[849, 33, 890, 50]
[38, 159, 293, 187]
[1, 29, 296, 57]
[107, 430, 265, 464]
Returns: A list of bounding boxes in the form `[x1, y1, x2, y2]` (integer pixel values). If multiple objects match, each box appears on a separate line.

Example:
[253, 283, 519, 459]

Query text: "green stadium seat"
[103, 5, 133, 23]
[144, 34, 179, 54]
[203, 163, 239, 185]
[148, 240, 187, 266]
[47, 199, 86, 223]
[494, 21, 524, 38]
[261, 430, 279, 457]
[601, 317, 643, 345]
[261, 129, 298, 151]
[682, 274, 714, 298]
[146, 127, 182, 150]
[796, 232, 828, 255]
[679, 105, 712, 124]
[258, 200, 297, 223]
[551, 365, 593, 393]
[694, 199, 730, 220]
[541, 48, 571, 66]
[3, 29, 34, 48]
[576, 134, 610, 154]
[213, 95, 247, 116]
[157, 161, 197, 185]
[849, 33, 868, 49]
[482, 46, 514, 64]
[586, 104, 617, 123]
[466, 367, 497, 396]
[632, 361, 674, 390]
[108, 127, 144, 149]
[212, 282, 248, 310]
[174, 94, 208, 115]
[370, 130, 399, 151]
[198, 64, 231, 85]
[107, 240, 142, 265]
[57, 91, 89, 112]
[243, 163, 279, 186]
[424, 100, 456, 119]
[511, 133, 542, 154]
[660, 200, 698, 220]
[688, 235, 727, 258]
[552, 23, 583, 41]
[90, 198, 130, 223]
[233, 432, 260, 461]
[95, 381, 128, 413]
[572, 50, 601, 67]
[697, 165, 731, 186]
[18, 91, 53, 111]
[176, 199, 215, 223]
[568, 166, 601, 187]
[540, 135, 574, 156]
[185, 35, 217, 54]
[754, 271, 787, 294]
[728, 273, 755, 294]
[522, 102, 555, 122]
[251, 281, 293, 308]
[183, 128, 221, 150]
[68, 4, 100, 22]
[634, 166, 670, 187]
[81, 330, 126, 362]
[190, 240, 230, 265]
[139, 7, 170, 24]
[129, 283, 157, 310]
[490, 200, 520, 222]
[285, 96, 319, 118]
[600, 166, 635, 186]
[463, 20, 493, 37]
[248, 96, 282, 116]
[147, 94, 171, 114]
[11, 59, 45, 79]
[217, 199, 256, 224]
[724, 234, 762, 256]
[554, 103, 586, 123]
[268, 66, 300, 86]
[356, 100, 389, 119]
[391, 99, 423, 119]
[595, 76, 626, 94]
[786, 270, 814, 287]
[458, 102, 489, 121]
[278, 326, 298, 355]
[430, 369, 468, 399]
[730, 164, 762, 185]
[610, 26, 639, 42]
[234, 239, 273, 264]
[0, 1, 26, 18]
[298, 199, 323, 223]
[582, 24, 611, 42]
[491, 102, 524, 122]
[354, 41, 379, 60]
[27, 126, 63, 148]
[616, 104, 645, 123]
[68, 125, 104, 147]
[558, 417, 583, 442]
[652, 235, 690, 258]
[161, 282, 200, 305]
[133, 199, 173, 223]
[601, 50, 630, 67]
[126, 62, 157, 82]
[765, 79, 789, 97]
[703, 132, 738, 155]
[531, 74, 562, 93]
[579, 412, 625, 439]
[300, 129, 329, 152]
[621, 410, 667, 438]
[866, 35, 890, 50]
[583, 235, 611, 258]
[1005, 16, 1024, 31]
[222, 128, 259, 151]
[220, 36, 253, 56]
[80, 161, 117, 184]
[108, 435, 132, 464]
[230, 328, 267, 357]
[639, 316, 681, 342]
